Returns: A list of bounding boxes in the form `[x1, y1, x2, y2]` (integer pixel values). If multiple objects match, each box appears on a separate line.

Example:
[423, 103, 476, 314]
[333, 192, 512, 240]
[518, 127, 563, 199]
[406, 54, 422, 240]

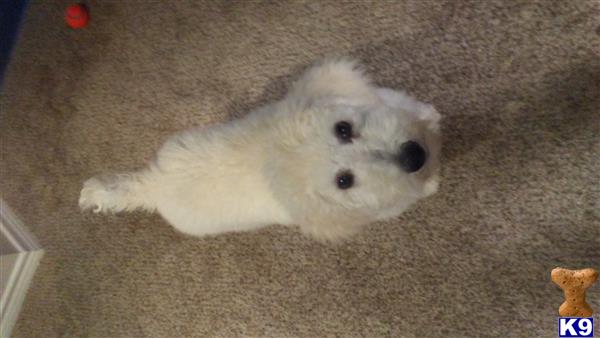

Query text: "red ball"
[65, 4, 89, 29]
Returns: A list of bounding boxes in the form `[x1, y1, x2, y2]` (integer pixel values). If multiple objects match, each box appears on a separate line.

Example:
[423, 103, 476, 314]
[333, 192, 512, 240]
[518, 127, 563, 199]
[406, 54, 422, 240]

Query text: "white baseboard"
[0, 199, 44, 338]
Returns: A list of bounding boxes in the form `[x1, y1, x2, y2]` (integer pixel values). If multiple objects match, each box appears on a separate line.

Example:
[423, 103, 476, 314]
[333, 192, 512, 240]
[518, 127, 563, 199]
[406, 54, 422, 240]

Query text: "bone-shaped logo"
[551, 267, 598, 317]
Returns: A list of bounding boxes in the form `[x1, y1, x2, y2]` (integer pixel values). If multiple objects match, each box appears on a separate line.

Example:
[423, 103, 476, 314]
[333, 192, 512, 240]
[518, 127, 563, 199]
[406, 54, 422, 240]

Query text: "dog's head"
[266, 59, 441, 241]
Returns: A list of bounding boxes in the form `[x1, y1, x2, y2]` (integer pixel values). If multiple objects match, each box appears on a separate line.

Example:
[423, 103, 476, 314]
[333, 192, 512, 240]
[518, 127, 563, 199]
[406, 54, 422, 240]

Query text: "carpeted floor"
[1, 1, 599, 337]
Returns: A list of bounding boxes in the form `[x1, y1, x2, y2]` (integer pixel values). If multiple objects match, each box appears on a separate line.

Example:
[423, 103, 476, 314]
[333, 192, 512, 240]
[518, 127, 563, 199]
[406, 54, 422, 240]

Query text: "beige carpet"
[1, 1, 599, 337]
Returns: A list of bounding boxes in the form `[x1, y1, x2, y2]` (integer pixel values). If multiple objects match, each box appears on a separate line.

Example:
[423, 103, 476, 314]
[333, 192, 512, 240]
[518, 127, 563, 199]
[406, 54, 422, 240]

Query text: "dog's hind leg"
[79, 169, 157, 214]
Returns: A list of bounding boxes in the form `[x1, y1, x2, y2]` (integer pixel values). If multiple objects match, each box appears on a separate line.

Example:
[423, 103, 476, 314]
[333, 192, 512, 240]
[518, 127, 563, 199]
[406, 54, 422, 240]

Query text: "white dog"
[79, 58, 441, 241]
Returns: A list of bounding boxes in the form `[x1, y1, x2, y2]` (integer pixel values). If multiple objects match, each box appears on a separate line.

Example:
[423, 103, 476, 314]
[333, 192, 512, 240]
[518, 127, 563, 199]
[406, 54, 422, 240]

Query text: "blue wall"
[0, 0, 29, 88]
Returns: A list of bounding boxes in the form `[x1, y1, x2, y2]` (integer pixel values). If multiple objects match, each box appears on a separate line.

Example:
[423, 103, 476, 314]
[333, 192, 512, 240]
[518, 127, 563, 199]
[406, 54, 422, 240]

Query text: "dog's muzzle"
[397, 141, 427, 173]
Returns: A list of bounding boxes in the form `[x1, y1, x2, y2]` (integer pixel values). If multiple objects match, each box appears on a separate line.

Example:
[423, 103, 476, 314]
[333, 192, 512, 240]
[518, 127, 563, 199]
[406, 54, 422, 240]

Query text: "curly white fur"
[80, 58, 441, 241]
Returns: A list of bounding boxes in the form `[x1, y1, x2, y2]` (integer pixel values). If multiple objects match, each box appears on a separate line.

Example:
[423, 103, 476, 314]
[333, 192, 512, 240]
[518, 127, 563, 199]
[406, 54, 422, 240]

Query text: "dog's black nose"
[397, 141, 427, 173]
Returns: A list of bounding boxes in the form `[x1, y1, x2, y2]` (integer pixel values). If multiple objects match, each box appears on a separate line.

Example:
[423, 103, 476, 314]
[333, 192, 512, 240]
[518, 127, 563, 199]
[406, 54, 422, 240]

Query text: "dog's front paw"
[79, 177, 112, 213]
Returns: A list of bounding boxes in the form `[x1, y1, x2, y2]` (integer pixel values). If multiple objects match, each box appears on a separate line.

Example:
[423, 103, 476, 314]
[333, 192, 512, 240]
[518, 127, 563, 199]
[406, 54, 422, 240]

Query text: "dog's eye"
[334, 121, 353, 143]
[335, 170, 354, 190]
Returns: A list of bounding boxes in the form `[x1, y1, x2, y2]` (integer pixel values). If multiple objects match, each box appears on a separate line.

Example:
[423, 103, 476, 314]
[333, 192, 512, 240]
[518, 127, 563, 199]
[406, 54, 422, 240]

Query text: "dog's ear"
[297, 211, 367, 242]
[376, 88, 441, 131]
[415, 103, 441, 132]
[287, 58, 376, 104]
